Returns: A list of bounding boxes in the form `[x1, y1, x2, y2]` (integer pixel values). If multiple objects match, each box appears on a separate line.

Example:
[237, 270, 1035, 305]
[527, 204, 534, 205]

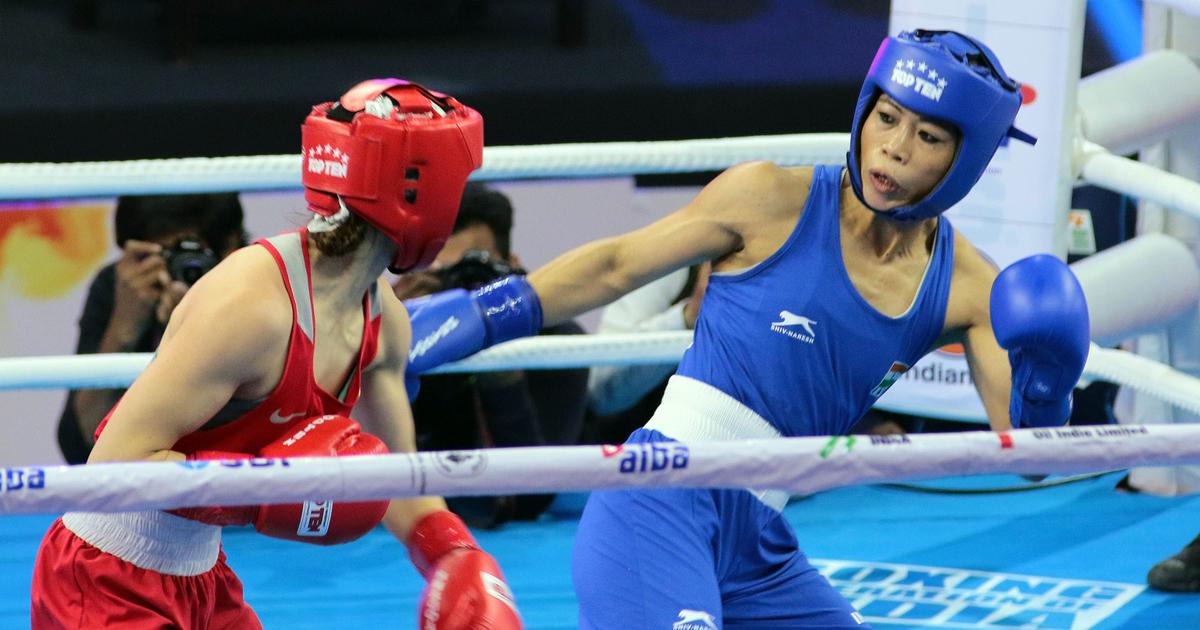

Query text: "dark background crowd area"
[3, 0, 1131, 163]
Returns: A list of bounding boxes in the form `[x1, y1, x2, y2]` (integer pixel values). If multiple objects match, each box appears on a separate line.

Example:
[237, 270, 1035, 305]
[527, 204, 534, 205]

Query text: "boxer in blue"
[405, 30, 1090, 628]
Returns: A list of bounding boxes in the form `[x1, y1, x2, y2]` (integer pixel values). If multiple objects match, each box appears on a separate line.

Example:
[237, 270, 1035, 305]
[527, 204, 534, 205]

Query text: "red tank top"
[98, 230, 383, 455]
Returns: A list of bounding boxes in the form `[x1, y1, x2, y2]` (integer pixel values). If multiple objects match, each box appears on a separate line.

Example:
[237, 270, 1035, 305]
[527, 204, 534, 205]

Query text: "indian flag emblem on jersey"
[870, 361, 910, 398]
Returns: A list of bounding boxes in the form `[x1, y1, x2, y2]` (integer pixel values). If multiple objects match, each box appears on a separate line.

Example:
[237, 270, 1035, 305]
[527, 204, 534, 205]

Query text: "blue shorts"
[573, 429, 869, 629]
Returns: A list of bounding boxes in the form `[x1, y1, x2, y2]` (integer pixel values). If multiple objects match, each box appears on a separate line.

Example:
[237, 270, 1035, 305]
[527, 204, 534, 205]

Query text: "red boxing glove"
[173, 416, 390, 545]
[409, 510, 523, 629]
[253, 415, 391, 545]
[169, 450, 258, 526]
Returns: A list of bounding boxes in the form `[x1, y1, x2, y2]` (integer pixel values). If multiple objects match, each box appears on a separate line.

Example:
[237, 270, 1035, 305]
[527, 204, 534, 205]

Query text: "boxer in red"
[30, 79, 522, 630]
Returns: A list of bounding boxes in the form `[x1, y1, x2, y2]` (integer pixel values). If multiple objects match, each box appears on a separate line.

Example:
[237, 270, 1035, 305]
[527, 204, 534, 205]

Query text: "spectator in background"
[56, 193, 246, 464]
[394, 183, 589, 527]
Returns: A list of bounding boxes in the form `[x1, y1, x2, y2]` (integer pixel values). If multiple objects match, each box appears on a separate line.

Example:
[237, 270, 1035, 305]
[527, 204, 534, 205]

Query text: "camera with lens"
[433, 249, 525, 291]
[161, 236, 219, 286]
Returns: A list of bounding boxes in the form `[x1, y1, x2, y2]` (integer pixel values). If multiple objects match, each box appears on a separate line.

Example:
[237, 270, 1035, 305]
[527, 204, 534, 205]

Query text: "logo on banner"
[611, 443, 689, 474]
[902, 353, 974, 387]
[813, 559, 1142, 629]
[1030, 425, 1148, 441]
[870, 361, 910, 397]
[820, 436, 857, 459]
[434, 451, 488, 478]
[306, 144, 350, 179]
[1, 467, 46, 492]
[892, 59, 948, 102]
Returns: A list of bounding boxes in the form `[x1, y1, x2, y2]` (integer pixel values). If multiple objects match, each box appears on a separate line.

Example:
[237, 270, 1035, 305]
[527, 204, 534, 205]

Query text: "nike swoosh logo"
[269, 409, 305, 424]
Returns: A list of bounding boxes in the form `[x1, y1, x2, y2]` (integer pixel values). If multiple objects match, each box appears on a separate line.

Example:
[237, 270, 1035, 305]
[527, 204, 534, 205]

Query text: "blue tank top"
[675, 164, 954, 437]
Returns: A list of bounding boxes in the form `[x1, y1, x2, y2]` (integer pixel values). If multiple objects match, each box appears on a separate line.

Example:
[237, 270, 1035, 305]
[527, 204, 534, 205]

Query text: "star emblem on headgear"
[307, 144, 351, 165]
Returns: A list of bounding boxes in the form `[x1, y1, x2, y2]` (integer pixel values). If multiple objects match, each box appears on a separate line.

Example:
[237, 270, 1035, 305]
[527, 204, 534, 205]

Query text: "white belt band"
[645, 375, 790, 512]
[62, 510, 222, 576]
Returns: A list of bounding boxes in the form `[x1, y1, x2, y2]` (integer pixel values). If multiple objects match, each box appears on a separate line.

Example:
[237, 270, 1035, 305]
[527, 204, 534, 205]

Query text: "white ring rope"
[2, 336, 1199, 418]
[0, 135, 850, 200]
[1084, 345, 1200, 416]
[1076, 139, 1200, 222]
[1, 424, 1196, 516]
[1, 134, 1199, 227]
[0, 332, 693, 390]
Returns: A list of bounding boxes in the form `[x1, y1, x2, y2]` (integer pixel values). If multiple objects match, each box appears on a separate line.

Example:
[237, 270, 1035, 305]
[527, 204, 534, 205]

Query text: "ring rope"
[1, 424, 1196, 516]
[1, 135, 1199, 227]
[1076, 139, 1200, 222]
[2, 337, 1199, 418]
[0, 135, 849, 200]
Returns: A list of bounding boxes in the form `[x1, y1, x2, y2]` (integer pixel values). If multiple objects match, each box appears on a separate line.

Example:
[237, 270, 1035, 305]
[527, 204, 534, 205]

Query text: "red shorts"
[30, 518, 262, 630]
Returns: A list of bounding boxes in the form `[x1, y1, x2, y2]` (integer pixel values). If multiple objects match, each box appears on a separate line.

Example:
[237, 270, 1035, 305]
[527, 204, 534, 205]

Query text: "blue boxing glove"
[990, 254, 1090, 428]
[404, 275, 543, 400]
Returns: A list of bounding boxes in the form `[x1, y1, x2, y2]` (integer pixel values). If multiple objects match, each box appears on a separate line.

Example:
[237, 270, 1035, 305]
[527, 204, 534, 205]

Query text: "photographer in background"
[56, 193, 247, 464]
[394, 183, 589, 527]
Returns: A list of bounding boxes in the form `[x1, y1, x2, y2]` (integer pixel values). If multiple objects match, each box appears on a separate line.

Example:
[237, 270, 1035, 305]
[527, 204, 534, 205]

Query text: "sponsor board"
[813, 559, 1142, 629]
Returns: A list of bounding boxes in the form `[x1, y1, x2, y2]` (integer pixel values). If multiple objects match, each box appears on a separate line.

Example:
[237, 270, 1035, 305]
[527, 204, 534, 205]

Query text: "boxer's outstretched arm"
[528, 162, 775, 327]
[89, 248, 291, 464]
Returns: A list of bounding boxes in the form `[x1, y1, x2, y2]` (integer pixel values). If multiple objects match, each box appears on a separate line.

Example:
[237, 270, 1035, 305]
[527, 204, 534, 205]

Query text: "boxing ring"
[5, 66, 1200, 630]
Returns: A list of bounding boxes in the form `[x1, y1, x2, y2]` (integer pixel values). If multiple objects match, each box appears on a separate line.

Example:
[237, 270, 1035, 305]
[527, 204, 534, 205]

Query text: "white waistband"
[645, 375, 790, 512]
[62, 510, 222, 576]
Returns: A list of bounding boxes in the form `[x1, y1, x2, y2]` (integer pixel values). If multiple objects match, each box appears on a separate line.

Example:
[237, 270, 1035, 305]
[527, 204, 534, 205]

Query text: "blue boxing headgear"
[847, 30, 1037, 222]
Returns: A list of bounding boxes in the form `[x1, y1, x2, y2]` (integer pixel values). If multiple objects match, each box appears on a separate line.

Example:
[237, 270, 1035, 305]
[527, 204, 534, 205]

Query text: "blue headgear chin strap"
[846, 30, 1038, 222]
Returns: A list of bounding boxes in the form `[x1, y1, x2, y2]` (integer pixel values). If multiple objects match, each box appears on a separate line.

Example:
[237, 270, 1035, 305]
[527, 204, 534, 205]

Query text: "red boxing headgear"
[301, 79, 484, 272]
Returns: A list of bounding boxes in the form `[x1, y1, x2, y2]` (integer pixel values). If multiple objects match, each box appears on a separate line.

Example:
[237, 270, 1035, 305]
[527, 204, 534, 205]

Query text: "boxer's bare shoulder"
[155, 244, 293, 396]
[706, 162, 816, 272]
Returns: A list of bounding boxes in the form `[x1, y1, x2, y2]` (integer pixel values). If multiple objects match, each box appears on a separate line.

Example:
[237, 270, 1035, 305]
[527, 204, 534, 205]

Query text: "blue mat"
[4, 473, 1198, 629]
